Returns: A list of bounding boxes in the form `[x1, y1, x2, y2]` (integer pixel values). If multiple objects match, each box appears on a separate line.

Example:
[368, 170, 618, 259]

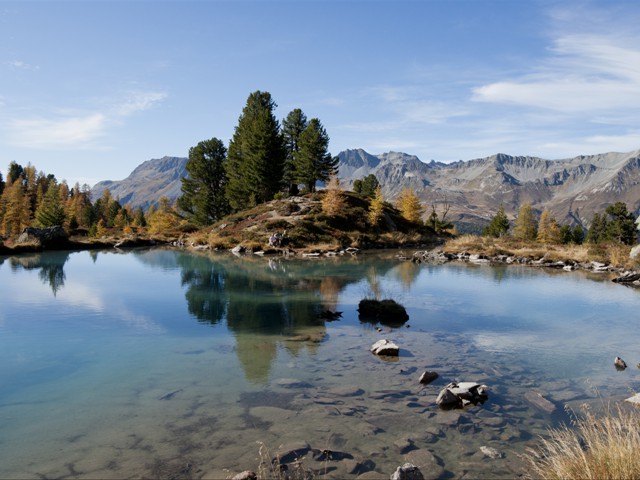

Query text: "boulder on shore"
[16, 226, 68, 248]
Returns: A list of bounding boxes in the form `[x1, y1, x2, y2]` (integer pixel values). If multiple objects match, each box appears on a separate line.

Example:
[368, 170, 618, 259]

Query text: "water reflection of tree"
[9, 252, 70, 296]
[171, 251, 401, 384]
[176, 253, 227, 326]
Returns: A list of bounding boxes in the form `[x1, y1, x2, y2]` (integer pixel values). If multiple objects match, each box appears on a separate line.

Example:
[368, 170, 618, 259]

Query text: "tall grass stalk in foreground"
[525, 403, 640, 479]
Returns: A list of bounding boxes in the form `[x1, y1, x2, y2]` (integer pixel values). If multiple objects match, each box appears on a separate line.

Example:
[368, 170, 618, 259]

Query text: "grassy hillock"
[185, 190, 444, 253]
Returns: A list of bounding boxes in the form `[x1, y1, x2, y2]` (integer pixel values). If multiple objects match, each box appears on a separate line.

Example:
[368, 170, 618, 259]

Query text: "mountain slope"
[336, 149, 640, 232]
[91, 149, 640, 232]
[91, 156, 188, 211]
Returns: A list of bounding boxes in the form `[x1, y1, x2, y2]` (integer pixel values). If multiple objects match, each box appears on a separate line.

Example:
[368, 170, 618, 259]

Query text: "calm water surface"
[1, 248, 640, 479]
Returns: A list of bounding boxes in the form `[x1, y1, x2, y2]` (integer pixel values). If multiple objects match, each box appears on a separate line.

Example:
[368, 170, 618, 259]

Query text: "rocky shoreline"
[408, 249, 640, 287]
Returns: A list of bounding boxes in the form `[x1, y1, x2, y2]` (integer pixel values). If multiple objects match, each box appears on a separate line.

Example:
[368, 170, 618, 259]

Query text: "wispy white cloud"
[8, 113, 106, 149]
[113, 90, 168, 116]
[7, 60, 39, 71]
[4, 89, 167, 150]
[472, 34, 640, 114]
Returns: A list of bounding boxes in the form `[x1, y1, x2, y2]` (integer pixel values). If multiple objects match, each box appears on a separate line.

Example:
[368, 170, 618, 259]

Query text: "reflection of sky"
[338, 261, 640, 373]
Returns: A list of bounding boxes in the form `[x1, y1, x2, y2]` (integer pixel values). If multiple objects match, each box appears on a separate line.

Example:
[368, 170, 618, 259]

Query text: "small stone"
[524, 390, 557, 414]
[615, 356, 627, 370]
[418, 371, 438, 385]
[479, 446, 503, 459]
[232, 471, 257, 480]
[370, 339, 399, 356]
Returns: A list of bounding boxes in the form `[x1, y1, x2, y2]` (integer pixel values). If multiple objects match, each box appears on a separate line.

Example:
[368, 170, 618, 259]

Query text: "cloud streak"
[5, 90, 167, 150]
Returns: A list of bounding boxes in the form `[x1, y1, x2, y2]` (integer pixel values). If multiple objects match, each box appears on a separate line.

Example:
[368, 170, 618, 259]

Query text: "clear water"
[1, 248, 640, 479]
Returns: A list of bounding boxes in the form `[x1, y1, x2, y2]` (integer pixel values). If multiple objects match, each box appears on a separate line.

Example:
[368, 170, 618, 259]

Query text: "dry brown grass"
[524, 403, 640, 480]
[444, 235, 637, 267]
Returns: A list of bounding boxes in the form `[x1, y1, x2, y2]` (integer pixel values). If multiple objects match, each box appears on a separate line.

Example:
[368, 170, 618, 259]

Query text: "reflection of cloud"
[59, 280, 164, 333]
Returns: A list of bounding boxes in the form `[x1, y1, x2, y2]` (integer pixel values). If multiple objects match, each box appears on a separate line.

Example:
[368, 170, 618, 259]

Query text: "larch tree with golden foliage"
[321, 173, 345, 216]
[513, 202, 537, 241]
[396, 187, 424, 224]
[368, 185, 385, 226]
[537, 209, 562, 244]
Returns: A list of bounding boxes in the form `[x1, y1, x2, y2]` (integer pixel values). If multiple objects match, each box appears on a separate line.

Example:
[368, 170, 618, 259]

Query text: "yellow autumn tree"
[321, 173, 345, 216]
[396, 187, 424, 224]
[147, 197, 181, 234]
[368, 185, 385, 226]
[537, 209, 562, 244]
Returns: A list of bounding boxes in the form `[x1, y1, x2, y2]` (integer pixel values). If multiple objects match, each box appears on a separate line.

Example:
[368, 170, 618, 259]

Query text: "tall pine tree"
[282, 108, 308, 196]
[178, 137, 229, 226]
[294, 118, 337, 193]
[225, 91, 285, 211]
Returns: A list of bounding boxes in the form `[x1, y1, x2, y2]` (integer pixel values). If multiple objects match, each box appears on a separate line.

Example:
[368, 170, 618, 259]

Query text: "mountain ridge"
[91, 148, 640, 232]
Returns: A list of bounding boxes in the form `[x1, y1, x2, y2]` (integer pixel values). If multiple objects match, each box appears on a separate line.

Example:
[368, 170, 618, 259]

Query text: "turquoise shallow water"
[1, 248, 640, 478]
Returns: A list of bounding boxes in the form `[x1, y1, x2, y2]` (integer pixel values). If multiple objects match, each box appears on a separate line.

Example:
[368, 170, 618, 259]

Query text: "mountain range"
[91, 149, 640, 232]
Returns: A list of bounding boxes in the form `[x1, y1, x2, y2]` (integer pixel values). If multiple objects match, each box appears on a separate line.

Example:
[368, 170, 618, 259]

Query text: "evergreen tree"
[537, 209, 561, 244]
[368, 185, 385, 226]
[354, 174, 379, 197]
[605, 201, 637, 245]
[321, 173, 345, 217]
[572, 224, 585, 244]
[282, 108, 308, 196]
[293, 118, 337, 193]
[483, 205, 510, 237]
[513, 203, 537, 241]
[559, 224, 572, 244]
[225, 91, 285, 211]
[34, 182, 66, 228]
[178, 137, 229, 226]
[396, 187, 424, 224]
[7, 161, 24, 184]
[587, 212, 608, 244]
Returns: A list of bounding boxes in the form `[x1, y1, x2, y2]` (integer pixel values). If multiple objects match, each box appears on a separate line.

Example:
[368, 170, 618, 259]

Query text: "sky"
[1, 0, 640, 187]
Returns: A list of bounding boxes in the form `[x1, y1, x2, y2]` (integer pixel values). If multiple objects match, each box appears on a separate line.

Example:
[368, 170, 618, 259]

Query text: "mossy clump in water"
[358, 299, 409, 328]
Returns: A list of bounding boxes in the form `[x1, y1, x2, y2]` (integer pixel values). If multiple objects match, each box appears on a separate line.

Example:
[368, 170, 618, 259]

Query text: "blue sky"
[1, 0, 640, 187]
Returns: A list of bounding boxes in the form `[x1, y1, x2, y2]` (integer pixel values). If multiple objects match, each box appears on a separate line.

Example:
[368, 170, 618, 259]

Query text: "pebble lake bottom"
[1, 248, 639, 479]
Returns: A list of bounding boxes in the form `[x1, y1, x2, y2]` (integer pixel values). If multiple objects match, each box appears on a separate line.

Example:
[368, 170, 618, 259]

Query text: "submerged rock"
[479, 446, 503, 459]
[524, 390, 557, 414]
[390, 463, 424, 480]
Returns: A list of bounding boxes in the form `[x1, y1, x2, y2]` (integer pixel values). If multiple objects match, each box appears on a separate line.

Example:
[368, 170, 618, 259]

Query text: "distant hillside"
[91, 149, 640, 232]
[336, 149, 640, 232]
[91, 156, 187, 211]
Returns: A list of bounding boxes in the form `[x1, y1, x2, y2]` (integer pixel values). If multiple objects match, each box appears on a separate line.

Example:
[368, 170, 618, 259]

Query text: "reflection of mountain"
[9, 252, 70, 295]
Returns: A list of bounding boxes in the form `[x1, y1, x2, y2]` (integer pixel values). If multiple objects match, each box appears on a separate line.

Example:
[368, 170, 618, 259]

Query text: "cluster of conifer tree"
[483, 201, 637, 245]
[178, 91, 338, 226]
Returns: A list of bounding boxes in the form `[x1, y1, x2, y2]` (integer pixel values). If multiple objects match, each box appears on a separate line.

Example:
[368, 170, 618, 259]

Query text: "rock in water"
[615, 356, 628, 370]
[435, 382, 489, 409]
[370, 339, 400, 356]
[390, 463, 424, 480]
[418, 371, 439, 385]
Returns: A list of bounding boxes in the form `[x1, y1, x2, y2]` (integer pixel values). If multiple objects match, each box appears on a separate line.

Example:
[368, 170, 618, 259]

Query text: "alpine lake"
[2, 247, 640, 479]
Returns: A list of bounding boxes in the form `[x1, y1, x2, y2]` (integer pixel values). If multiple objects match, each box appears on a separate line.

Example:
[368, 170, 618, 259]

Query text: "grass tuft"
[524, 403, 640, 479]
